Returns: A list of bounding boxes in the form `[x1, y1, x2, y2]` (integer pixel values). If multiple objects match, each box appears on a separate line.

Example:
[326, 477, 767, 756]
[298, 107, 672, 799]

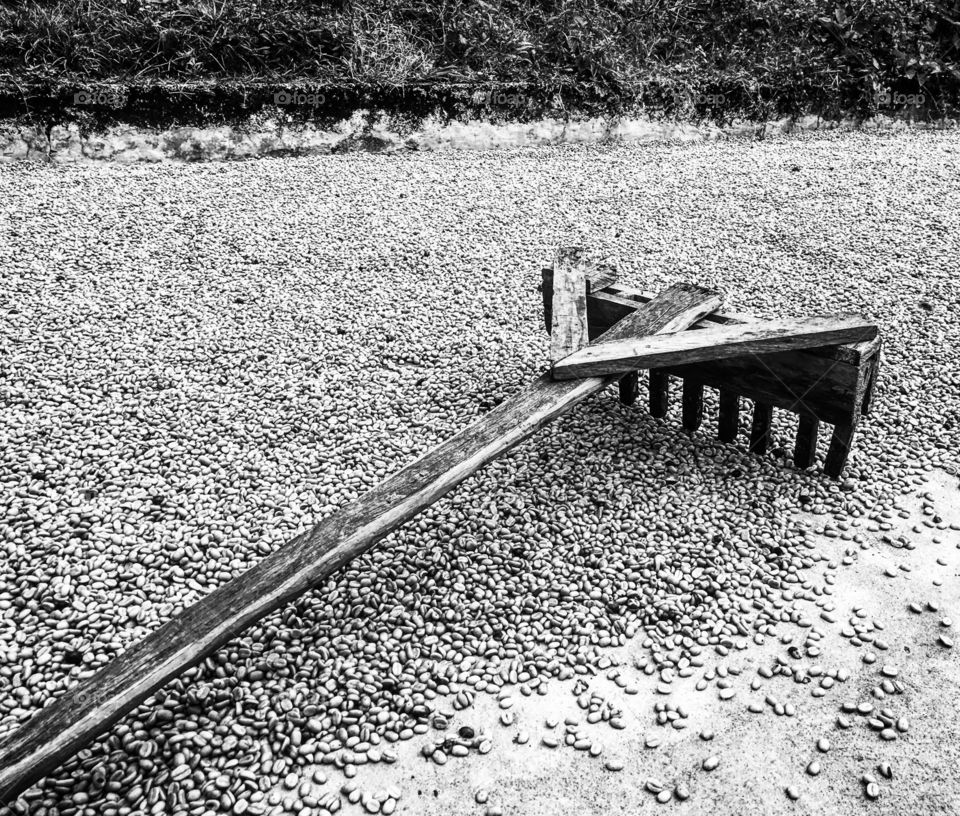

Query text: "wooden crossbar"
[549, 247, 590, 364]
[551, 315, 879, 380]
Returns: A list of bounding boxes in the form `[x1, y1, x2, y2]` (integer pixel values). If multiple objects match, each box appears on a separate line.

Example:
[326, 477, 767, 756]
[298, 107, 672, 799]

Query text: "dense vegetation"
[1, 0, 958, 122]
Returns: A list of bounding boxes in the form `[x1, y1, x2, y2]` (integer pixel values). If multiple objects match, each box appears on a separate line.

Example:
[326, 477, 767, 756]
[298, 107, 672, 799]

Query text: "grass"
[1, 0, 959, 126]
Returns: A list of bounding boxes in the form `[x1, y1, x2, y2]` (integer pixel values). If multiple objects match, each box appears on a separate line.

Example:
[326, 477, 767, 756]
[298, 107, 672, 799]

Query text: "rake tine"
[718, 389, 740, 442]
[618, 372, 639, 406]
[649, 370, 669, 418]
[749, 402, 774, 454]
[682, 380, 703, 432]
[793, 416, 820, 469]
[824, 422, 857, 478]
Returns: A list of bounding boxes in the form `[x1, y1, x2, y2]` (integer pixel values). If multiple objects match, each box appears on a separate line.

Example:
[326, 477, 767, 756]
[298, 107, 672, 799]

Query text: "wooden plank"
[824, 422, 857, 478]
[551, 316, 879, 380]
[543, 274, 879, 429]
[588, 283, 881, 366]
[0, 282, 721, 805]
[586, 289, 746, 341]
[541, 262, 618, 335]
[585, 264, 619, 295]
[718, 389, 739, 442]
[649, 370, 670, 418]
[794, 416, 820, 469]
[618, 372, 639, 406]
[682, 380, 703, 432]
[550, 248, 589, 364]
[554, 257, 630, 408]
[590, 283, 721, 344]
[750, 402, 774, 454]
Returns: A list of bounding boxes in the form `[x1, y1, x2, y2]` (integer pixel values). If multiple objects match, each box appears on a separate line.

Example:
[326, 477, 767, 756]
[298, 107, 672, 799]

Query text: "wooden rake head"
[542, 247, 881, 479]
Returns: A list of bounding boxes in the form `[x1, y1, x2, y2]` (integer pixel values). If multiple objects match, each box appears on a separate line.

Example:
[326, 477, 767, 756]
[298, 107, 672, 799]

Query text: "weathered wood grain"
[583, 282, 882, 366]
[824, 422, 857, 478]
[717, 389, 740, 443]
[0, 283, 721, 805]
[585, 264, 619, 295]
[590, 303, 879, 426]
[541, 262, 618, 335]
[550, 248, 590, 364]
[794, 416, 820, 469]
[551, 316, 879, 381]
[750, 403, 774, 454]
[590, 265, 631, 406]
[860, 352, 881, 415]
[819, 340, 877, 477]
[682, 380, 704, 432]
[649, 371, 670, 418]
[587, 287, 721, 352]
[542, 270, 882, 433]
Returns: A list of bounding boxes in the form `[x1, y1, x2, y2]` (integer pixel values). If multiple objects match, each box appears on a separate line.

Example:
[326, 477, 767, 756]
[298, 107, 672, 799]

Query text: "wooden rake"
[0, 248, 880, 803]
[544, 248, 881, 478]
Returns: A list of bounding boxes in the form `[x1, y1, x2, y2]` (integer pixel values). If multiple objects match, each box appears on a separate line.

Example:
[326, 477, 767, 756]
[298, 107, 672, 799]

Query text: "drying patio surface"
[0, 129, 958, 815]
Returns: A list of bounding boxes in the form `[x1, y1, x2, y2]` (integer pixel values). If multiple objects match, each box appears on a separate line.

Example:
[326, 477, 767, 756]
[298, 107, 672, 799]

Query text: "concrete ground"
[290, 470, 959, 816]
